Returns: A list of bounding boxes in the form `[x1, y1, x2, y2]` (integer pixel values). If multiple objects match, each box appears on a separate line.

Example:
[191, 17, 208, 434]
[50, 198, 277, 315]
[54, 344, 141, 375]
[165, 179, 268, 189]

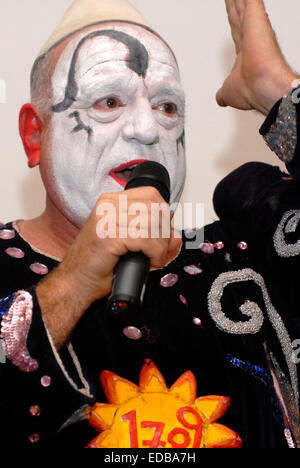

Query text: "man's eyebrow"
[152, 87, 186, 108]
[78, 75, 134, 98]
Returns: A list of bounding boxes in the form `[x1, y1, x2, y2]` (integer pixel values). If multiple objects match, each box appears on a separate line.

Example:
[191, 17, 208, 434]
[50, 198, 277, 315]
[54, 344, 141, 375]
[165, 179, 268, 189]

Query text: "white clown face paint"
[42, 23, 186, 227]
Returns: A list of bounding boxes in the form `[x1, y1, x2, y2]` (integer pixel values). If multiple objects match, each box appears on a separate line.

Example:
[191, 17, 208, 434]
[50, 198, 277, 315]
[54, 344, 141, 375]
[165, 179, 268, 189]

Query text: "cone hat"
[39, 0, 150, 56]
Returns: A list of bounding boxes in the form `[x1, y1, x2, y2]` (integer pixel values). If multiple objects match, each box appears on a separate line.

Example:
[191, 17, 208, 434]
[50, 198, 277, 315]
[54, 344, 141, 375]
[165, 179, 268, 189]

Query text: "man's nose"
[122, 98, 159, 145]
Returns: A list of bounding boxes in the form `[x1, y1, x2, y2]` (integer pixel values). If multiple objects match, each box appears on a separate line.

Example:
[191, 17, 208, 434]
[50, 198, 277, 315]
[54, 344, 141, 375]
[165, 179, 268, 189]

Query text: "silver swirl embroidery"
[273, 210, 300, 257]
[208, 268, 298, 403]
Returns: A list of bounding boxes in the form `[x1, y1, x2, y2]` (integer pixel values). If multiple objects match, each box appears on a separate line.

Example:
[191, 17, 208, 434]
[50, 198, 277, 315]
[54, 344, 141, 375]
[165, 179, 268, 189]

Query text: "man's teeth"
[115, 164, 138, 174]
[113, 164, 139, 182]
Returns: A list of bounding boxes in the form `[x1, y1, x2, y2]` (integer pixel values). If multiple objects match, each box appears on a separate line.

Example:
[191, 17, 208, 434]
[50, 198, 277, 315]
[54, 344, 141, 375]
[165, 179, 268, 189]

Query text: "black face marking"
[52, 30, 149, 114]
[68, 111, 93, 141]
[31, 20, 177, 94]
[177, 131, 185, 152]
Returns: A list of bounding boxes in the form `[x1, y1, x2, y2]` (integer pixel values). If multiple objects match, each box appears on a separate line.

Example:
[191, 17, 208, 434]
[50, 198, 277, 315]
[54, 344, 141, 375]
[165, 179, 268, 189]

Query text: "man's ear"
[19, 104, 43, 168]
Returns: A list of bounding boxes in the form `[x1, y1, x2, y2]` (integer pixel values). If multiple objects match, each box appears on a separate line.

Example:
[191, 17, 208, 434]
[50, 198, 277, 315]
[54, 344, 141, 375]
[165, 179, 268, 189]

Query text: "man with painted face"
[1, 0, 300, 448]
[20, 3, 185, 351]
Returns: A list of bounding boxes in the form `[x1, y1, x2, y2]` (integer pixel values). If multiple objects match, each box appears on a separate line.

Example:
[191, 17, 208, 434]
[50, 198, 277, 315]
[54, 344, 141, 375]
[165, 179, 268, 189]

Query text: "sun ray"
[139, 359, 167, 393]
[87, 430, 119, 448]
[169, 371, 197, 403]
[204, 423, 242, 448]
[195, 395, 230, 423]
[100, 370, 140, 404]
[89, 403, 119, 431]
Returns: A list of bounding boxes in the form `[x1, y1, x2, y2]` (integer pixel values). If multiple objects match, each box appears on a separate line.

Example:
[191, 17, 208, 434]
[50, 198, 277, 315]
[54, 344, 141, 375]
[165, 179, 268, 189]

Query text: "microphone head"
[125, 161, 170, 203]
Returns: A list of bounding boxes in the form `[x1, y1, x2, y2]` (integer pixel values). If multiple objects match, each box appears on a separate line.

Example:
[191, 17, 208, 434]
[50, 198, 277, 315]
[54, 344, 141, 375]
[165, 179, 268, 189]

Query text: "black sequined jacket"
[1, 88, 300, 449]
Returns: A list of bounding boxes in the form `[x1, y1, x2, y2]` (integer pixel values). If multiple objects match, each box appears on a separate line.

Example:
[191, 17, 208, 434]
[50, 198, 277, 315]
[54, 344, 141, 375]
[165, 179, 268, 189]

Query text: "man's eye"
[155, 102, 178, 116]
[93, 97, 124, 111]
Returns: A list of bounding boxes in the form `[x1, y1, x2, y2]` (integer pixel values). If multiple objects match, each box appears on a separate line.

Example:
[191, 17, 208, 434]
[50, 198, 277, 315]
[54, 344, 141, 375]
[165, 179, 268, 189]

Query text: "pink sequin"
[29, 434, 40, 443]
[183, 264, 202, 275]
[179, 294, 188, 306]
[0, 229, 15, 240]
[0, 291, 38, 372]
[40, 376, 52, 387]
[199, 242, 215, 254]
[123, 326, 142, 340]
[5, 247, 25, 259]
[214, 241, 224, 250]
[160, 273, 179, 288]
[30, 263, 49, 275]
[237, 241, 248, 250]
[193, 317, 203, 327]
[29, 405, 41, 417]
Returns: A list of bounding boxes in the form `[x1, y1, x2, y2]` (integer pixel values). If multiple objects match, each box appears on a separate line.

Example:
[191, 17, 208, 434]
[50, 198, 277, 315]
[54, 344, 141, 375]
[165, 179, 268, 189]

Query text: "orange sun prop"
[87, 360, 242, 449]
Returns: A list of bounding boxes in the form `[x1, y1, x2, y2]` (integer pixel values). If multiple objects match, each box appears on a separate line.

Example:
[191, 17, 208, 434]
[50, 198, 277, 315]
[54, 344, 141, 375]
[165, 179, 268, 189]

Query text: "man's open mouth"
[109, 159, 148, 187]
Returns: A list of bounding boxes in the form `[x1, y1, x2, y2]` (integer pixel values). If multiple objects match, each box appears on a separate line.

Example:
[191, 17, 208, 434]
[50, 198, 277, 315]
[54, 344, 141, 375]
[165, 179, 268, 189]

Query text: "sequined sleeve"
[0, 286, 94, 447]
[260, 84, 300, 179]
[0, 291, 38, 372]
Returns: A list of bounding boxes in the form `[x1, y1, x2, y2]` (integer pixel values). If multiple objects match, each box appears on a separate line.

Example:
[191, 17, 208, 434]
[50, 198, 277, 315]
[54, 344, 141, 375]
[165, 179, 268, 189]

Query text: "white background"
[0, 0, 299, 226]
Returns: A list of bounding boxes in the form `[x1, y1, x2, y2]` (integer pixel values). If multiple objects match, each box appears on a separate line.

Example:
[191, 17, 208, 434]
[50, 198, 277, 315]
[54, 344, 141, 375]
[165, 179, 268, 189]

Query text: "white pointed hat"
[39, 0, 151, 56]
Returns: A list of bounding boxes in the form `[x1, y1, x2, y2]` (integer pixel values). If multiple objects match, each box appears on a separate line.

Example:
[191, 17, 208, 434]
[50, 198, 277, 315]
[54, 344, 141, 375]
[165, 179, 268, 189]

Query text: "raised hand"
[216, 0, 299, 114]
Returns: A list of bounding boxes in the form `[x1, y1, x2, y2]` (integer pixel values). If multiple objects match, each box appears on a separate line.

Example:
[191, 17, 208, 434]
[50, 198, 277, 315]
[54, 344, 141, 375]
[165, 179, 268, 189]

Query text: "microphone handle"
[108, 251, 150, 322]
[107, 161, 170, 323]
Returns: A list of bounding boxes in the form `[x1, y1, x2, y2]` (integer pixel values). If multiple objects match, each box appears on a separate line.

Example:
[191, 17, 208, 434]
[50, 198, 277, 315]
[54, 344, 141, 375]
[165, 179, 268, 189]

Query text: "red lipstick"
[109, 159, 148, 187]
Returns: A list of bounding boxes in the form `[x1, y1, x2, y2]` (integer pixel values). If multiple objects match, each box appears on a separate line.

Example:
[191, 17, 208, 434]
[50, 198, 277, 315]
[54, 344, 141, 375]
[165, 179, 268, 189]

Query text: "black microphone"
[108, 161, 170, 323]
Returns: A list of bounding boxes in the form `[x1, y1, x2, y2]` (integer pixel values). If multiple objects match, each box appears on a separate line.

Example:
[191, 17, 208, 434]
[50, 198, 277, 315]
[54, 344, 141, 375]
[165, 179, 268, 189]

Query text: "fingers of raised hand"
[235, 0, 246, 18]
[224, 0, 243, 51]
[225, 0, 241, 29]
